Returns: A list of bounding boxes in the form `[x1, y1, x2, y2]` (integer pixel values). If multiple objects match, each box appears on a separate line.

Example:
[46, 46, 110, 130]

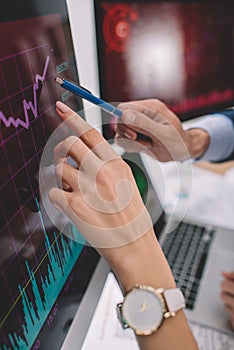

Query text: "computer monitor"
[0, 1, 109, 349]
[94, 0, 234, 140]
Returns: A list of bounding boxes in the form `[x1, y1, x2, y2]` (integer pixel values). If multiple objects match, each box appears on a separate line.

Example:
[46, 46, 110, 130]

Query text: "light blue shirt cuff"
[183, 114, 234, 162]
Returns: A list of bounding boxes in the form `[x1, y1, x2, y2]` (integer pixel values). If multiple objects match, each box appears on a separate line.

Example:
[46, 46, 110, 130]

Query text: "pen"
[55, 77, 122, 118]
[55, 77, 151, 142]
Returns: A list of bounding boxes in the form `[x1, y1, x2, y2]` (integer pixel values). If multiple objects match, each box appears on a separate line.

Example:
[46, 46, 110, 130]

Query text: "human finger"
[117, 101, 181, 140]
[118, 100, 165, 120]
[54, 135, 96, 168]
[56, 101, 118, 161]
[55, 162, 79, 191]
[54, 135, 104, 179]
[115, 123, 138, 140]
[220, 292, 234, 309]
[56, 101, 92, 136]
[49, 187, 72, 213]
[222, 271, 234, 280]
[118, 100, 182, 130]
[115, 134, 148, 153]
[221, 278, 234, 296]
[117, 107, 161, 140]
[223, 303, 234, 315]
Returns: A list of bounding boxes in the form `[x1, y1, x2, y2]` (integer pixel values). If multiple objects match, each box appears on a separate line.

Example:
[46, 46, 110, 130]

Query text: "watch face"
[122, 287, 164, 335]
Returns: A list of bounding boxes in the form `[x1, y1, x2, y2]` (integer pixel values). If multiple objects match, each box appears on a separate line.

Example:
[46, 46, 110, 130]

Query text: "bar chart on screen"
[0, 199, 84, 350]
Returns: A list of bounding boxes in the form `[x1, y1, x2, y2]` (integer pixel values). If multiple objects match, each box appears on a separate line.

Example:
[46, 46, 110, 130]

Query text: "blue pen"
[55, 77, 122, 118]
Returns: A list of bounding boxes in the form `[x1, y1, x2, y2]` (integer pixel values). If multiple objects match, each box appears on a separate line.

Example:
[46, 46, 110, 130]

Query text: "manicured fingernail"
[124, 111, 136, 124]
[56, 101, 70, 113]
[124, 132, 133, 139]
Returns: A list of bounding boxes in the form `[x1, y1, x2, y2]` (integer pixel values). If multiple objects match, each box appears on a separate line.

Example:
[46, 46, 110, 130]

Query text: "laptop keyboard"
[161, 221, 215, 309]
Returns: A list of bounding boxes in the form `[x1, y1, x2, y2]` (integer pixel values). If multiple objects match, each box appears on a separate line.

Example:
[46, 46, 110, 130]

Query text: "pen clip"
[78, 84, 92, 94]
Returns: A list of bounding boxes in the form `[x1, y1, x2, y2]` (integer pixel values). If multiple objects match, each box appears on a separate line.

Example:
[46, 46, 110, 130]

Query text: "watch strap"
[164, 288, 185, 313]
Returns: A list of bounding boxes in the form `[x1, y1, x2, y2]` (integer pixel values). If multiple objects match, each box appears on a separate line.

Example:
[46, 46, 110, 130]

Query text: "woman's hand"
[48, 101, 173, 293]
[49, 101, 153, 259]
[115, 99, 210, 162]
[48, 101, 198, 350]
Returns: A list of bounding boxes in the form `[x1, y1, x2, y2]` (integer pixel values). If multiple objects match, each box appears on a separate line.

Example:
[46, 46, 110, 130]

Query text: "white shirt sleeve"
[183, 114, 234, 162]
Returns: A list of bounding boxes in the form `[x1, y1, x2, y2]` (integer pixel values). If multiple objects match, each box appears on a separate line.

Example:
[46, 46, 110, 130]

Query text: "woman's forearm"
[105, 229, 199, 350]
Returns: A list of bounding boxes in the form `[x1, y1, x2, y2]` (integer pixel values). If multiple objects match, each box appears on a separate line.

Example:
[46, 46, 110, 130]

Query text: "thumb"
[121, 108, 161, 140]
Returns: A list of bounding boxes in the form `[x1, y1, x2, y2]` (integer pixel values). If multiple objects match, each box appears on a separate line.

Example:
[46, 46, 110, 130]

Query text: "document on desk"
[81, 273, 139, 350]
[141, 154, 234, 230]
[183, 166, 234, 229]
[81, 273, 234, 350]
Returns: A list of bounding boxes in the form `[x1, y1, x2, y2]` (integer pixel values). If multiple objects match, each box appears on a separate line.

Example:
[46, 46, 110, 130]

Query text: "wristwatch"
[116, 284, 185, 336]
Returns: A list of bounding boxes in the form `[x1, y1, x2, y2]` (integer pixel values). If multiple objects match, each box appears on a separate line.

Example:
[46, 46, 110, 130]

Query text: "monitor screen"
[0, 1, 103, 349]
[94, 0, 234, 140]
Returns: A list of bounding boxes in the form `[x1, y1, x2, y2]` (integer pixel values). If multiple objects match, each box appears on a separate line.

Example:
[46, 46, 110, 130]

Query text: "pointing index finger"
[56, 101, 118, 161]
[56, 101, 92, 137]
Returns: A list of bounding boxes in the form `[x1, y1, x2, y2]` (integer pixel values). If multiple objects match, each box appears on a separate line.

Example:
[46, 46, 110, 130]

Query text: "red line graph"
[0, 55, 50, 130]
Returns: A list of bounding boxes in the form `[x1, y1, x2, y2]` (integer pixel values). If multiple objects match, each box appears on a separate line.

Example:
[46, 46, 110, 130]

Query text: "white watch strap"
[164, 288, 185, 313]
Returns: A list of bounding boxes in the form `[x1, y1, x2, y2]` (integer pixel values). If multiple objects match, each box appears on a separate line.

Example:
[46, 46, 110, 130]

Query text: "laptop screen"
[94, 0, 234, 140]
[0, 1, 103, 349]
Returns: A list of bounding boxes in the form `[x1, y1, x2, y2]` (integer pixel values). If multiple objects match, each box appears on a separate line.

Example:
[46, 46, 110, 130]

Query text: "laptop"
[0, 1, 110, 349]
[139, 152, 234, 335]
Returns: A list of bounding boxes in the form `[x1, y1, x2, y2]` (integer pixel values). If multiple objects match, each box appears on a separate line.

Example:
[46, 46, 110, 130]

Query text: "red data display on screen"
[95, 1, 234, 133]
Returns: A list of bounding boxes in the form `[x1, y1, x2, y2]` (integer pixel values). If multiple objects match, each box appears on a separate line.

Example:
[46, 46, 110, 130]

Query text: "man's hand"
[115, 99, 210, 162]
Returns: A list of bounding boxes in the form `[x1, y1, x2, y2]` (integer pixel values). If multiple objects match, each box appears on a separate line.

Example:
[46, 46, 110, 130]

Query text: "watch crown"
[164, 311, 176, 319]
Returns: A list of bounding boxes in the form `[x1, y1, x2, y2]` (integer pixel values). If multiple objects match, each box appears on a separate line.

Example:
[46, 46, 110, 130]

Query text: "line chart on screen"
[0, 44, 54, 136]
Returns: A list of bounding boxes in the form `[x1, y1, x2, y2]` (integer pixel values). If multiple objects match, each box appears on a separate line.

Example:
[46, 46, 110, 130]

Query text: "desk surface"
[195, 160, 234, 174]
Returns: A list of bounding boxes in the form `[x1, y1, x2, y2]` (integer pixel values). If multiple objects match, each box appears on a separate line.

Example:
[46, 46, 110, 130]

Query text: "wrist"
[186, 128, 210, 159]
[104, 228, 176, 293]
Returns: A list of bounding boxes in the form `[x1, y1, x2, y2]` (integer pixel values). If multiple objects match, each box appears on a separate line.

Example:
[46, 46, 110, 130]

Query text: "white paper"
[81, 273, 139, 350]
[141, 154, 234, 230]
